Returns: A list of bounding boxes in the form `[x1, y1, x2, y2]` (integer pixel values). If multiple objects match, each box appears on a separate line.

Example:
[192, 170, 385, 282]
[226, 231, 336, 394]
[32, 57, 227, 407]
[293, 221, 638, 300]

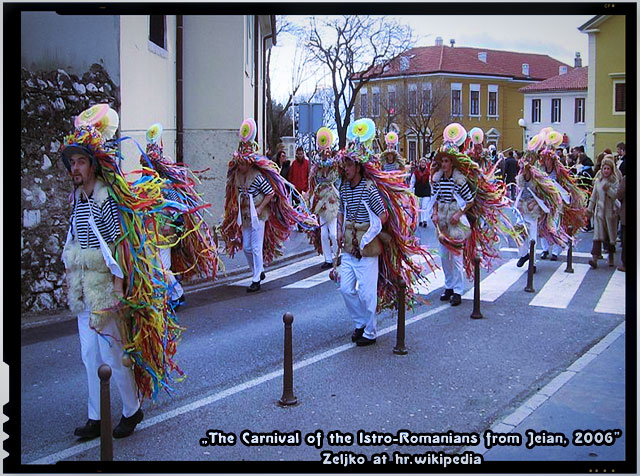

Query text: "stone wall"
[21, 63, 120, 314]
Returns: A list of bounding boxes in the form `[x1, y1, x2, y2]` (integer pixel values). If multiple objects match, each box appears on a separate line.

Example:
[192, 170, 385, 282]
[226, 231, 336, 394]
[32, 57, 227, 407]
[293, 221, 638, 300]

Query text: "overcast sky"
[270, 14, 595, 104]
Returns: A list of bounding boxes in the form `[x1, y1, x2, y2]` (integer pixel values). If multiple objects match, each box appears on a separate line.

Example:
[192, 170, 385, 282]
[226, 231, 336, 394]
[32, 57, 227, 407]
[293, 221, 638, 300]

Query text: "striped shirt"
[68, 194, 121, 249]
[239, 173, 274, 199]
[339, 178, 385, 223]
[163, 187, 182, 203]
[432, 174, 474, 204]
[383, 161, 402, 172]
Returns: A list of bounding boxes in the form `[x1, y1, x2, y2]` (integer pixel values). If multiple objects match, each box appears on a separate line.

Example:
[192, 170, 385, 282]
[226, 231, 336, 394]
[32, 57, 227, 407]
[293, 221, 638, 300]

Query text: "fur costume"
[432, 168, 472, 246]
[588, 157, 620, 245]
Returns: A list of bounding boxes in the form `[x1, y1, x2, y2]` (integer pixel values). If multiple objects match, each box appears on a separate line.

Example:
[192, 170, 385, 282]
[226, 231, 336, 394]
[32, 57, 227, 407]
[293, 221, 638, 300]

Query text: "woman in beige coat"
[587, 156, 620, 268]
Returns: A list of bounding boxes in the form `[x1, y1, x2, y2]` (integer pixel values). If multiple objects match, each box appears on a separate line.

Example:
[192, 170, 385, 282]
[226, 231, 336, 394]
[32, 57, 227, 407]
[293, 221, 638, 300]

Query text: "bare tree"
[304, 15, 413, 147]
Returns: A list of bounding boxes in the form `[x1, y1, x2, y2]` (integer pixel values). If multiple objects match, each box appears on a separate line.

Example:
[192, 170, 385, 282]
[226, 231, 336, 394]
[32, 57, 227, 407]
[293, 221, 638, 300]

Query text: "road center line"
[27, 303, 449, 464]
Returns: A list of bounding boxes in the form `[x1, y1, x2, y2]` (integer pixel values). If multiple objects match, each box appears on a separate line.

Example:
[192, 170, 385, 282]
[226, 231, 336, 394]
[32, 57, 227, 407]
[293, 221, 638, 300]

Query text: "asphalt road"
[18, 225, 626, 468]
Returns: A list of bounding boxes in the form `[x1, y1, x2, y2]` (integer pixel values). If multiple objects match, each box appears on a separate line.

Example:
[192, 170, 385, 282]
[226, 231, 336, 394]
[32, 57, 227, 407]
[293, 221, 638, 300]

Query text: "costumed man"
[309, 127, 341, 270]
[220, 118, 317, 292]
[381, 131, 406, 173]
[61, 105, 143, 440]
[514, 133, 569, 270]
[336, 118, 436, 346]
[537, 131, 587, 261]
[140, 123, 221, 308]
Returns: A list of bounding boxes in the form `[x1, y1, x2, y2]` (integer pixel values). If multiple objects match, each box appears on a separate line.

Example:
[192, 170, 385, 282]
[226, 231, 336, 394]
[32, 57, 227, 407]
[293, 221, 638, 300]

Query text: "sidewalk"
[20, 230, 317, 330]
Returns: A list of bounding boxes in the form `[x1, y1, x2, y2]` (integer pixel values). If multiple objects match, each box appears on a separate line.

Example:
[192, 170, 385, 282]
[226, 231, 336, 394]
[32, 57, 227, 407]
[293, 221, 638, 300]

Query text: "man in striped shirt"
[236, 159, 275, 292]
[337, 156, 388, 346]
[61, 147, 143, 440]
[431, 152, 475, 306]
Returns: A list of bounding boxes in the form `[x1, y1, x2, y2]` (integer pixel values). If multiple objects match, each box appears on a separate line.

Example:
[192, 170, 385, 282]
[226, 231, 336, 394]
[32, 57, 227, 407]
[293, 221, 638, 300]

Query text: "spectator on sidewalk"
[288, 146, 310, 195]
[503, 150, 519, 200]
[274, 149, 291, 180]
[409, 157, 431, 227]
[616, 142, 626, 176]
[587, 156, 620, 269]
[616, 174, 625, 272]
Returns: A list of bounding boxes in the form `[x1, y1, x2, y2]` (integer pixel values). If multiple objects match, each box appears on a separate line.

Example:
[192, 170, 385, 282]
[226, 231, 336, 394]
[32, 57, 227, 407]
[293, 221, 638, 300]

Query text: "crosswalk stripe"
[594, 270, 626, 315]
[462, 259, 526, 302]
[410, 255, 444, 296]
[232, 256, 324, 287]
[529, 263, 590, 309]
[499, 247, 592, 259]
[283, 269, 331, 289]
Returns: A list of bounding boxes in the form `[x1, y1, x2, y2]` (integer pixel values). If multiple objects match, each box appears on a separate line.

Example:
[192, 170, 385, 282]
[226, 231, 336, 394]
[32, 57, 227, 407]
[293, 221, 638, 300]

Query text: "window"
[451, 83, 462, 116]
[408, 139, 417, 163]
[574, 97, 585, 123]
[531, 99, 541, 123]
[551, 98, 561, 123]
[421, 82, 432, 115]
[360, 89, 368, 117]
[408, 84, 418, 116]
[488, 85, 498, 117]
[149, 15, 166, 49]
[387, 85, 396, 115]
[372, 87, 380, 117]
[469, 84, 480, 117]
[614, 81, 625, 113]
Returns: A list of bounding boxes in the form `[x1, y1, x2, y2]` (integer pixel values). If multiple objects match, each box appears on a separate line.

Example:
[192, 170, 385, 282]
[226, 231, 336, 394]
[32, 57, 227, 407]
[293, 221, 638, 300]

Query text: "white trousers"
[418, 196, 430, 223]
[439, 242, 465, 295]
[540, 237, 563, 256]
[78, 307, 140, 420]
[339, 253, 379, 339]
[320, 217, 338, 264]
[159, 247, 184, 301]
[242, 219, 266, 283]
[518, 214, 539, 263]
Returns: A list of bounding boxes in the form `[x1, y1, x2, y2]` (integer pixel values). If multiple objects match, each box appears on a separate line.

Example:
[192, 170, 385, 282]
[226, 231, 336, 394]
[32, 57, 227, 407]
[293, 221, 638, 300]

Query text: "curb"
[20, 249, 317, 331]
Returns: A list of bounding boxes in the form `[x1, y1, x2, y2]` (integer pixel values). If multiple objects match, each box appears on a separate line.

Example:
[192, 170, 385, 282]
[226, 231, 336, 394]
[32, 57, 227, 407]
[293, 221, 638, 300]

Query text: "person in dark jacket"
[274, 149, 291, 180]
[409, 157, 431, 227]
[503, 150, 519, 200]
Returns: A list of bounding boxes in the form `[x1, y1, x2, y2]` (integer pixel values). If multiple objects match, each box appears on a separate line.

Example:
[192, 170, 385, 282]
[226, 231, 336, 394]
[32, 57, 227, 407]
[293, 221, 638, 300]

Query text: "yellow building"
[353, 40, 571, 162]
[579, 15, 626, 158]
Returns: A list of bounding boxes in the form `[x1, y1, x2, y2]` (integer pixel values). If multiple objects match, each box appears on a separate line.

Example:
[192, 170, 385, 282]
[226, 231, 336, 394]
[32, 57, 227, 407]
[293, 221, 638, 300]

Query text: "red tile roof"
[518, 67, 588, 92]
[359, 45, 571, 81]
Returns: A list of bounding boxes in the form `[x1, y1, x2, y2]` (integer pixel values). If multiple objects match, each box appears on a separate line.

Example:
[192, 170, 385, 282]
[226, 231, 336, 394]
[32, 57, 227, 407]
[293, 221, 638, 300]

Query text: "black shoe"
[355, 336, 376, 346]
[540, 251, 549, 260]
[260, 271, 266, 280]
[320, 262, 332, 270]
[74, 419, 100, 439]
[170, 295, 186, 310]
[517, 254, 530, 268]
[450, 293, 462, 306]
[440, 289, 454, 301]
[550, 254, 558, 261]
[247, 281, 261, 293]
[113, 408, 143, 439]
[533, 266, 537, 274]
[351, 327, 365, 342]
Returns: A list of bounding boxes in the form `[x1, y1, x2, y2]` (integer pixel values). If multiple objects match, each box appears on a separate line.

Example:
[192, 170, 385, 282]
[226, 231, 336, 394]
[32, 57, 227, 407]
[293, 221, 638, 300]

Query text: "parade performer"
[587, 155, 620, 268]
[61, 104, 181, 439]
[430, 124, 522, 305]
[140, 123, 221, 307]
[380, 131, 406, 173]
[514, 134, 569, 269]
[537, 139, 588, 261]
[309, 127, 341, 270]
[220, 118, 317, 292]
[336, 118, 436, 345]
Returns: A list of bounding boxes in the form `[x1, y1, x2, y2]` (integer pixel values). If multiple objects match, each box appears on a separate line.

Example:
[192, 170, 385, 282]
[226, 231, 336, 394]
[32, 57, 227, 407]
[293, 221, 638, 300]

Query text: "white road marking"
[594, 270, 626, 315]
[528, 263, 590, 309]
[500, 247, 592, 259]
[232, 256, 324, 287]
[283, 269, 331, 289]
[462, 259, 527, 302]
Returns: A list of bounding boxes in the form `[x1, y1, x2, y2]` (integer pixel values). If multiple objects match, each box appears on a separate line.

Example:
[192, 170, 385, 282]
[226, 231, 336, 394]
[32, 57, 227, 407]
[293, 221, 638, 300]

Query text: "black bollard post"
[278, 312, 298, 406]
[565, 226, 574, 274]
[98, 364, 113, 462]
[393, 281, 408, 355]
[470, 256, 483, 319]
[524, 240, 536, 293]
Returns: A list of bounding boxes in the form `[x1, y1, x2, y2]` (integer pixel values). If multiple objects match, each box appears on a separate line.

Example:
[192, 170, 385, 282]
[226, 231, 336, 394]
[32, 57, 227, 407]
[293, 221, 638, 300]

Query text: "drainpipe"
[254, 16, 259, 137]
[262, 33, 273, 154]
[176, 15, 184, 163]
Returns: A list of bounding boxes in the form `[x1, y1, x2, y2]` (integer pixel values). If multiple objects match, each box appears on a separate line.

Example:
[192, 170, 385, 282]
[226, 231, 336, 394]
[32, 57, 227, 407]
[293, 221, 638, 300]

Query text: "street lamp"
[518, 118, 527, 150]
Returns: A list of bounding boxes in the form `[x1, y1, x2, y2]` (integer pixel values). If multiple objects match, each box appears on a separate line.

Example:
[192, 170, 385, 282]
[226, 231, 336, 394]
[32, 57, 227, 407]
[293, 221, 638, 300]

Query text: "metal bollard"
[98, 364, 113, 461]
[470, 256, 483, 319]
[393, 281, 408, 355]
[565, 226, 574, 274]
[278, 312, 298, 406]
[524, 240, 536, 293]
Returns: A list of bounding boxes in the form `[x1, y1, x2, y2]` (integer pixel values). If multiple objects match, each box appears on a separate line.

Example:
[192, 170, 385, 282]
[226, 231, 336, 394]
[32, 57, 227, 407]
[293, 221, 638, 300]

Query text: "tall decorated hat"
[434, 122, 467, 164]
[233, 117, 260, 163]
[313, 126, 337, 167]
[61, 103, 119, 172]
[341, 118, 376, 164]
[144, 122, 164, 163]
